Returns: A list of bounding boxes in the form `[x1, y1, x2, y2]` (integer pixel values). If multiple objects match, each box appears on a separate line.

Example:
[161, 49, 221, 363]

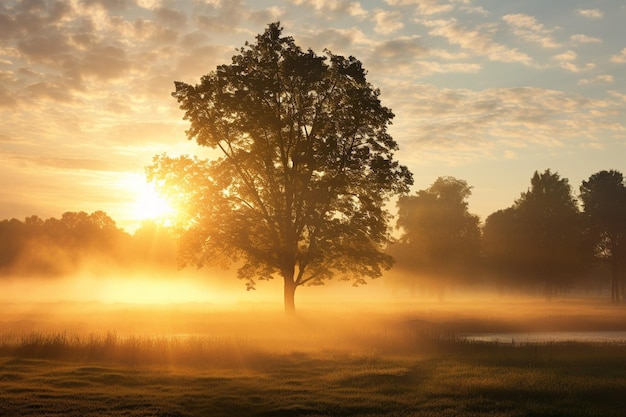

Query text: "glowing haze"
[1, 0, 625, 232]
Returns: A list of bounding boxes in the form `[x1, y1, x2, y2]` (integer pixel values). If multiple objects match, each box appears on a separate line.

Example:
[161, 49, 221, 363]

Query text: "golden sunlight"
[126, 174, 175, 222]
[99, 279, 221, 304]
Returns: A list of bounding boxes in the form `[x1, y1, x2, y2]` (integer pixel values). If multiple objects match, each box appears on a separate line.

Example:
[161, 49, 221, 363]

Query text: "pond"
[462, 331, 626, 344]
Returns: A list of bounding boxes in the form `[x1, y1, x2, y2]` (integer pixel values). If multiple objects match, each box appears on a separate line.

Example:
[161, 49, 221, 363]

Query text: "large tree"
[392, 177, 481, 298]
[580, 170, 626, 302]
[148, 23, 412, 313]
[483, 170, 588, 297]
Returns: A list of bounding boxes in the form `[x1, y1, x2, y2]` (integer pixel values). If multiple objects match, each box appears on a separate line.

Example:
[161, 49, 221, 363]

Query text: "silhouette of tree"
[580, 170, 626, 302]
[482, 207, 524, 288]
[483, 170, 589, 297]
[392, 177, 481, 299]
[148, 22, 413, 313]
[0, 211, 133, 277]
[0, 218, 27, 273]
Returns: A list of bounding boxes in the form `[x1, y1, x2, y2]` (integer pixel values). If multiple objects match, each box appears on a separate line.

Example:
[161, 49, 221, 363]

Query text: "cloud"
[552, 51, 594, 73]
[126, 18, 180, 44]
[559, 62, 595, 73]
[0, 84, 17, 107]
[296, 27, 372, 55]
[462, 5, 489, 16]
[385, 0, 453, 15]
[154, 7, 188, 28]
[17, 31, 73, 64]
[174, 43, 233, 80]
[194, 0, 250, 33]
[419, 18, 533, 65]
[81, 0, 134, 11]
[570, 34, 601, 44]
[372, 9, 404, 34]
[15, 155, 115, 171]
[382, 81, 626, 165]
[25, 81, 76, 103]
[288, 0, 368, 19]
[553, 50, 576, 62]
[366, 34, 482, 77]
[372, 36, 427, 58]
[81, 45, 132, 80]
[413, 60, 481, 76]
[503, 13, 561, 48]
[560, 62, 595, 73]
[249, 6, 285, 25]
[610, 48, 626, 64]
[367, 38, 480, 76]
[578, 75, 614, 86]
[576, 8, 604, 19]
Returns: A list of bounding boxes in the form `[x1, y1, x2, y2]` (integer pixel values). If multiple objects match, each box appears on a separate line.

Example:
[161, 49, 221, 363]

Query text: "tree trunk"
[610, 261, 619, 303]
[284, 278, 296, 315]
[617, 265, 626, 303]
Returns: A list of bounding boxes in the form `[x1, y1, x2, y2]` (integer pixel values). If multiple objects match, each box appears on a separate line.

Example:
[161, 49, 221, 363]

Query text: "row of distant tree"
[1, 169, 625, 303]
[0, 212, 176, 277]
[391, 169, 626, 303]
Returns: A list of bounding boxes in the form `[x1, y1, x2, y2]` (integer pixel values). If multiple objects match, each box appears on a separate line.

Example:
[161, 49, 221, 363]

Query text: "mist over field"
[1, 266, 624, 341]
[2, 265, 626, 417]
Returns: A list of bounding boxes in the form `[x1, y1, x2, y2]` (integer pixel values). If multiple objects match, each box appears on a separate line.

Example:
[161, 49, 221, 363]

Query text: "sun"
[126, 174, 176, 223]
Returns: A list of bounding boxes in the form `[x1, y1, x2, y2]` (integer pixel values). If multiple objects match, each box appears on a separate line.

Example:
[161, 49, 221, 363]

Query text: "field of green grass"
[1, 299, 626, 416]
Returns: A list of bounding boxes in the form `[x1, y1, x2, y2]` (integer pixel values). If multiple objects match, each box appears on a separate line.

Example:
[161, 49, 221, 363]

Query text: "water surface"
[463, 331, 626, 344]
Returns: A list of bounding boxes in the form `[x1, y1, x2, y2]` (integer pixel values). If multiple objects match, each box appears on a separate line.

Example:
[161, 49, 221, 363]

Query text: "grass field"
[1, 299, 626, 416]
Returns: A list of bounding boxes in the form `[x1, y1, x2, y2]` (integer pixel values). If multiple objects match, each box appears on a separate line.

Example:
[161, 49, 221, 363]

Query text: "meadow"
[1, 298, 626, 417]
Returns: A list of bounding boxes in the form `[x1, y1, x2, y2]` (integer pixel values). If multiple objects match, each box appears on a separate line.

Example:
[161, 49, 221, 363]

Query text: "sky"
[1, 0, 625, 233]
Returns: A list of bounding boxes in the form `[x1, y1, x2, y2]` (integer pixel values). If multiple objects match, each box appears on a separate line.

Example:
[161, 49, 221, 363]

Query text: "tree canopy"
[392, 176, 481, 297]
[580, 170, 626, 302]
[0, 212, 181, 278]
[0, 211, 153, 277]
[483, 170, 589, 297]
[148, 22, 413, 313]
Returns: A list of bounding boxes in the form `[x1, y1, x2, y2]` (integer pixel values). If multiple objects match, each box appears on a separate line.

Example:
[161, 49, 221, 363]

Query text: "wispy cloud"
[288, 0, 368, 19]
[570, 34, 602, 44]
[553, 51, 595, 73]
[610, 48, 626, 64]
[503, 13, 561, 48]
[576, 8, 604, 19]
[372, 9, 404, 34]
[371, 36, 427, 61]
[578, 75, 614, 86]
[419, 18, 533, 65]
[553, 50, 577, 62]
[296, 26, 373, 55]
[383, 81, 625, 165]
[385, 0, 453, 15]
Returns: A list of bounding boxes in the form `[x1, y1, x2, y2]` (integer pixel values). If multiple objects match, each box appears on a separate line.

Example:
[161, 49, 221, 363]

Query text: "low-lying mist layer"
[2, 301, 626, 417]
[2, 298, 626, 362]
[2, 299, 626, 417]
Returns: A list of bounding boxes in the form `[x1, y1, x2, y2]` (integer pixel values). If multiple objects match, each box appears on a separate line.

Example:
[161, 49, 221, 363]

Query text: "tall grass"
[0, 331, 269, 367]
[2, 329, 626, 417]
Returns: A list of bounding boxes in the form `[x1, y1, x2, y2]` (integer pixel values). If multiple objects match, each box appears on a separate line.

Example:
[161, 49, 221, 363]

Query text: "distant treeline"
[0, 211, 176, 277]
[2, 169, 625, 303]
[390, 169, 626, 302]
